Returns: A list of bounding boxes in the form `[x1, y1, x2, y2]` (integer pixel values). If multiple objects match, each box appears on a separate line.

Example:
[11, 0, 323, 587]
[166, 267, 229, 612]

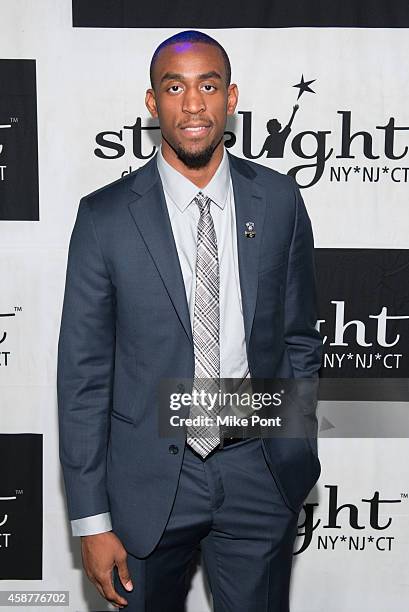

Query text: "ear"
[226, 83, 238, 116]
[145, 88, 158, 118]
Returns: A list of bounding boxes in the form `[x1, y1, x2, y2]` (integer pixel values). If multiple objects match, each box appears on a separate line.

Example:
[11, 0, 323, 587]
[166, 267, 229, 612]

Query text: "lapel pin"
[245, 221, 256, 238]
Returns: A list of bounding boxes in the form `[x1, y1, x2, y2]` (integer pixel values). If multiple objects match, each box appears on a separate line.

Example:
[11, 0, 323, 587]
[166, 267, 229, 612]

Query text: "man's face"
[146, 42, 238, 168]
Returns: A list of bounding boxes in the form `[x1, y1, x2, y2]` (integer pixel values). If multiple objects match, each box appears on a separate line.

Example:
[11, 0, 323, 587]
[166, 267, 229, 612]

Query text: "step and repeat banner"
[1, 1, 408, 610]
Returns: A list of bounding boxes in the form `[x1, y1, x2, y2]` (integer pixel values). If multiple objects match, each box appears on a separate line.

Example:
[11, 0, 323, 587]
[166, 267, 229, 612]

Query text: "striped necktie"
[186, 191, 221, 457]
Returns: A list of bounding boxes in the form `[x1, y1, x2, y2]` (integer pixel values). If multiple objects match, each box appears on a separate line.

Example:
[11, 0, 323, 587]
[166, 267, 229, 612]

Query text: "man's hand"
[80, 531, 133, 609]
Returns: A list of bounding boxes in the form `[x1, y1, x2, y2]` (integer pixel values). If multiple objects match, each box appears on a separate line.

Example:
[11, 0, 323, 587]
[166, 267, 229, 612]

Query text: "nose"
[182, 86, 205, 114]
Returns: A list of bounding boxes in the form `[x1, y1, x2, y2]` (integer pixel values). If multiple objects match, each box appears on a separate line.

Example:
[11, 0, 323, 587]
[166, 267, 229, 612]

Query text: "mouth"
[180, 124, 212, 138]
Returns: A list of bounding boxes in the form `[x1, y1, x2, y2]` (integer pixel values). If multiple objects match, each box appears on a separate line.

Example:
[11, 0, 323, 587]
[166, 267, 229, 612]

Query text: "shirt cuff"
[70, 512, 112, 536]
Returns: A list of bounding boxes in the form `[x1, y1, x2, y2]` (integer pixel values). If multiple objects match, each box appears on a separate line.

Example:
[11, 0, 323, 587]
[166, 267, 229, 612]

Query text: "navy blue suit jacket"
[57, 150, 323, 557]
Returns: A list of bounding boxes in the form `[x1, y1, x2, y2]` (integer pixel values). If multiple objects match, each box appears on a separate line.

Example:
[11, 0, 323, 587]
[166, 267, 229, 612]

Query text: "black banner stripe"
[0, 59, 39, 221]
[73, 0, 409, 29]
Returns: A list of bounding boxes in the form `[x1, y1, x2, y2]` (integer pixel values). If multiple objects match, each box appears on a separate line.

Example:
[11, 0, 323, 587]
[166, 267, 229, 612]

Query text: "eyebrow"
[160, 70, 223, 84]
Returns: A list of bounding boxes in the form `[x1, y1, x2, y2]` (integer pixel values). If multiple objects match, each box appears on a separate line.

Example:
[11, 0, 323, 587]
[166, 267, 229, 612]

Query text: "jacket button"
[169, 445, 179, 455]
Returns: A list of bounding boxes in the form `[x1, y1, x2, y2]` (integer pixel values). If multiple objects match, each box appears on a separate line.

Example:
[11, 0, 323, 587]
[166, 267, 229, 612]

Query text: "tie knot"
[194, 191, 211, 215]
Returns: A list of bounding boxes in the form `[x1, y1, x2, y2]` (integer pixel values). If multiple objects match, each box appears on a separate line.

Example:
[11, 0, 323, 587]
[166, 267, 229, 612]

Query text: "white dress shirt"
[71, 145, 249, 536]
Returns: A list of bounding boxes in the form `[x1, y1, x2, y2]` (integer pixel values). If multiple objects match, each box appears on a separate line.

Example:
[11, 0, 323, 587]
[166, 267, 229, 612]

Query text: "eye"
[167, 84, 183, 93]
[201, 84, 216, 92]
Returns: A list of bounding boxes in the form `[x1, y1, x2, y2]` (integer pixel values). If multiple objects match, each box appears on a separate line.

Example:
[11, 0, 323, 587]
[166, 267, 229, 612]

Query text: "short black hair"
[149, 29, 231, 90]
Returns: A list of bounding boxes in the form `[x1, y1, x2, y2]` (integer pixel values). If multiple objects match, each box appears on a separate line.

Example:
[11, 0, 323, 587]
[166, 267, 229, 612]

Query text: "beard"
[164, 134, 223, 169]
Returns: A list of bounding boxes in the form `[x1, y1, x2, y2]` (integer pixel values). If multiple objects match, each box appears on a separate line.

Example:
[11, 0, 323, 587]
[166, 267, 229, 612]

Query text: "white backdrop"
[1, 1, 408, 610]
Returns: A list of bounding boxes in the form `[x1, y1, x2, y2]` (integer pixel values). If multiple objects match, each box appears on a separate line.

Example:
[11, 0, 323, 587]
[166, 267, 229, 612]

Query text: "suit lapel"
[127, 151, 266, 351]
[227, 152, 267, 350]
[128, 156, 193, 345]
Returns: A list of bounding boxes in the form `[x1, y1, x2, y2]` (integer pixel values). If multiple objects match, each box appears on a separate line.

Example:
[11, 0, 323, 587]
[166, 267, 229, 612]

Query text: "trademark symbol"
[10, 117, 19, 123]
[15, 489, 23, 495]
[400, 492, 408, 499]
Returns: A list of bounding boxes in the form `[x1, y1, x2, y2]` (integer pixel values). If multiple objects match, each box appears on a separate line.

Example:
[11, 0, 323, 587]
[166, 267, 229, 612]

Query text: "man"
[57, 30, 322, 611]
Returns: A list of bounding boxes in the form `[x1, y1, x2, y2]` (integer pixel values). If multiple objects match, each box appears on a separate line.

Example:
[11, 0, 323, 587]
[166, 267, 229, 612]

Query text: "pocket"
[110, 409, 135, 425]
[259, 439, 279, 486]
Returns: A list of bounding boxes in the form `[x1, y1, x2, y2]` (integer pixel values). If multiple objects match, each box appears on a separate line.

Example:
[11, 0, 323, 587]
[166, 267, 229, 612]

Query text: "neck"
[160, 140, 224, 189]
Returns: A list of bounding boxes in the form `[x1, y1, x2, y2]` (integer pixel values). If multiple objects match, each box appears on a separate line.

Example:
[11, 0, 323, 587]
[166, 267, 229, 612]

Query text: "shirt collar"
[156, 143, 230, 212]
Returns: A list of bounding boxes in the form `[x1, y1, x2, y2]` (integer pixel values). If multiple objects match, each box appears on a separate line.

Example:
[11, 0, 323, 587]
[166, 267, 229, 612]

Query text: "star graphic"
[354, 166, 360, 173]
[340, 535, 347, 542]
[293, 74, 316, 100]
[375, 353, 382, 360]
[382, 166, 389, 173]
[368, 536, 374, 542]
[347, 353, 354, 359]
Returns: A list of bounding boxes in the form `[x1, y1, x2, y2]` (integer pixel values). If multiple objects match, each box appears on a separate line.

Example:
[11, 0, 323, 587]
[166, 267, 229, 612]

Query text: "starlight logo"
[318, 300, 408, 372]
[296, 484, 405, 555]
[0, 434, 42, 579]
[0, 59, 39, 220]
[94, 72, 409, 189]
[0, 122, 11, 181]
[316, 249, 409, 380]
[0, 306, 19, 367]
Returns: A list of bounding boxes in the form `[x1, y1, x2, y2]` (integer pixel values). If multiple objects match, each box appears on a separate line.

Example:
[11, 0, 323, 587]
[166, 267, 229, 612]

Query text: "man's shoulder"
[83, 170, 137, 203]
[227, 151, 296, 194]
[81, 155, 156, 210]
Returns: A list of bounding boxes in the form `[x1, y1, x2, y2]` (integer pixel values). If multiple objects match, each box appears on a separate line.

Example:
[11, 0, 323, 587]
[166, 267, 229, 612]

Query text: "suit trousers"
[113, 436, 299, 612]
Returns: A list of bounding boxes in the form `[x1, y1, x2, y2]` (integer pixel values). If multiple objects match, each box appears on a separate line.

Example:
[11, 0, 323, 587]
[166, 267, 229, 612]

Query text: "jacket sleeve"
[284, 177, 323, 379]
[283, 178, 323, 449]
[57, 197, 116, 522]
